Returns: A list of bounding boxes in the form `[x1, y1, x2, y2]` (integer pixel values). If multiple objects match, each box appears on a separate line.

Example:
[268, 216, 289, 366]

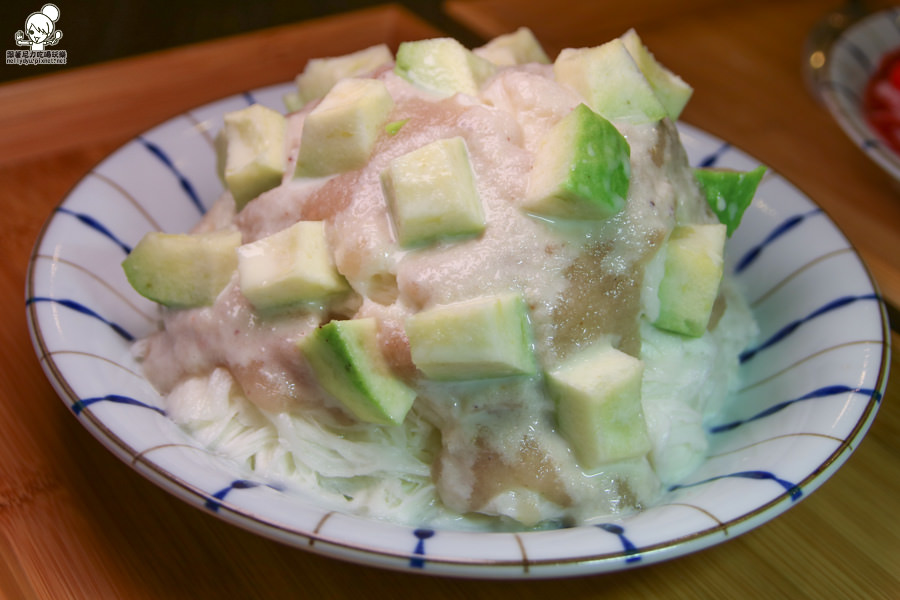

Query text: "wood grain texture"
[0, 4, 439, 165]
[1, 2, 897, 598]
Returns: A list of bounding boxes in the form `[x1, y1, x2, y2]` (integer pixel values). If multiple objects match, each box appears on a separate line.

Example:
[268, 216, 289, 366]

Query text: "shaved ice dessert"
[123, 28, 761, 530]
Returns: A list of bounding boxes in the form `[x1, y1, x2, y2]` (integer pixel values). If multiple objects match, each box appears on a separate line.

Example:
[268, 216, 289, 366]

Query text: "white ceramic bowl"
[820, 7, 900, 181]
[26, 82, 890, 579]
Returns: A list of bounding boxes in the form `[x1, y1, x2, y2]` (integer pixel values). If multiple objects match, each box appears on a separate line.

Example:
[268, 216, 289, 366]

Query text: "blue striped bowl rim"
[25, 81, 891, 578]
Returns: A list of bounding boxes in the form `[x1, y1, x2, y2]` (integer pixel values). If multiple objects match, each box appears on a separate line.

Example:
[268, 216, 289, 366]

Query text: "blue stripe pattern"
[710, 385, 881, 433]
[138, 136, 205, 215]
[26, 296, 134, 340]
[739, 293, 879, 363]
[821, 79, 862, 105]
[202, 479, 284, 512]
[72, 394, 165, 416]
[596, 524, 641, 563]
[844, 39, 874, 73]
[410, 528, 435, 568]
[670, 471, 803, 501]
[735, 209, 822, 274]
[697, 141, 730, 167]
[205, 479, 260, 511]
[56, 207, 132, 254]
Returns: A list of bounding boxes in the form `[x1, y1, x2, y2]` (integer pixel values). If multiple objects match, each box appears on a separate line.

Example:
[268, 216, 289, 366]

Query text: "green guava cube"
[619, 29, 693, 120]
[122, 230, 241, 308]
[693, 165, 766, 236]
[395, 37, 497, 97]
[405, 293, 537, 380]
[299, 318, 417, 426]
[284, 44, 393, 111]
[475, 27, 550, 66]
[237, 221, 348, 311]
[221, 104, 287, 210]
[546, 344, 650, 469]
[382, 136, 486, 247]
[554, 39, 668, 124]
[523, 103, 631, 220]
[294, 78, 394, 178]
[654, 223, 727, 337]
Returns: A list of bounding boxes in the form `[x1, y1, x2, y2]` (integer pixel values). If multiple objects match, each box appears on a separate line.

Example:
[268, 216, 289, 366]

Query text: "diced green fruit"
[213, 129, 227, 184]
[547, 344, 650, 469]
[693, 165, 766, 236]
[385, 118, 409, 135]
[299, 318, 416, 426]
[619, 29, 693, 120]
[554, 39, 668, 124]
[654, 224, 727, 337]
[294, 78, 394, 178]
[382, 136, 486, 247]
[475, 27, 550, 66]
[523, 103, 631, 220]
[405, 293, 536, 380]
[122, 230, 241, 308]
[222, 104, 287, 210]
[283, 90, 305, 114]
[394, 37, 497, 97]
[237, 221, 348, 311]
[291, 44, 393, 107]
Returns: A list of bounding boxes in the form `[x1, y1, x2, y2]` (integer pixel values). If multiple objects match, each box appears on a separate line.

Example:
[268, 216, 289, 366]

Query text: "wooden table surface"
[1, 2, 897, 598]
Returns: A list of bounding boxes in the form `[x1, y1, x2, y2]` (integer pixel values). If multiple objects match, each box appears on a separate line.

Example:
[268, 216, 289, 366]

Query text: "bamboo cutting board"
[1, 2, 898, 598]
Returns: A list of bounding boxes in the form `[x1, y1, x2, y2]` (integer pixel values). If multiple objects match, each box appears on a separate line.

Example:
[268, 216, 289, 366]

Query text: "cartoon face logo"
[15, 4, 63, 52]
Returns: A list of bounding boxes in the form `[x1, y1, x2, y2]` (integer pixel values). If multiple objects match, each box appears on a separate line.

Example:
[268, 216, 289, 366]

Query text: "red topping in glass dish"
[863, 47, 900, 156]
